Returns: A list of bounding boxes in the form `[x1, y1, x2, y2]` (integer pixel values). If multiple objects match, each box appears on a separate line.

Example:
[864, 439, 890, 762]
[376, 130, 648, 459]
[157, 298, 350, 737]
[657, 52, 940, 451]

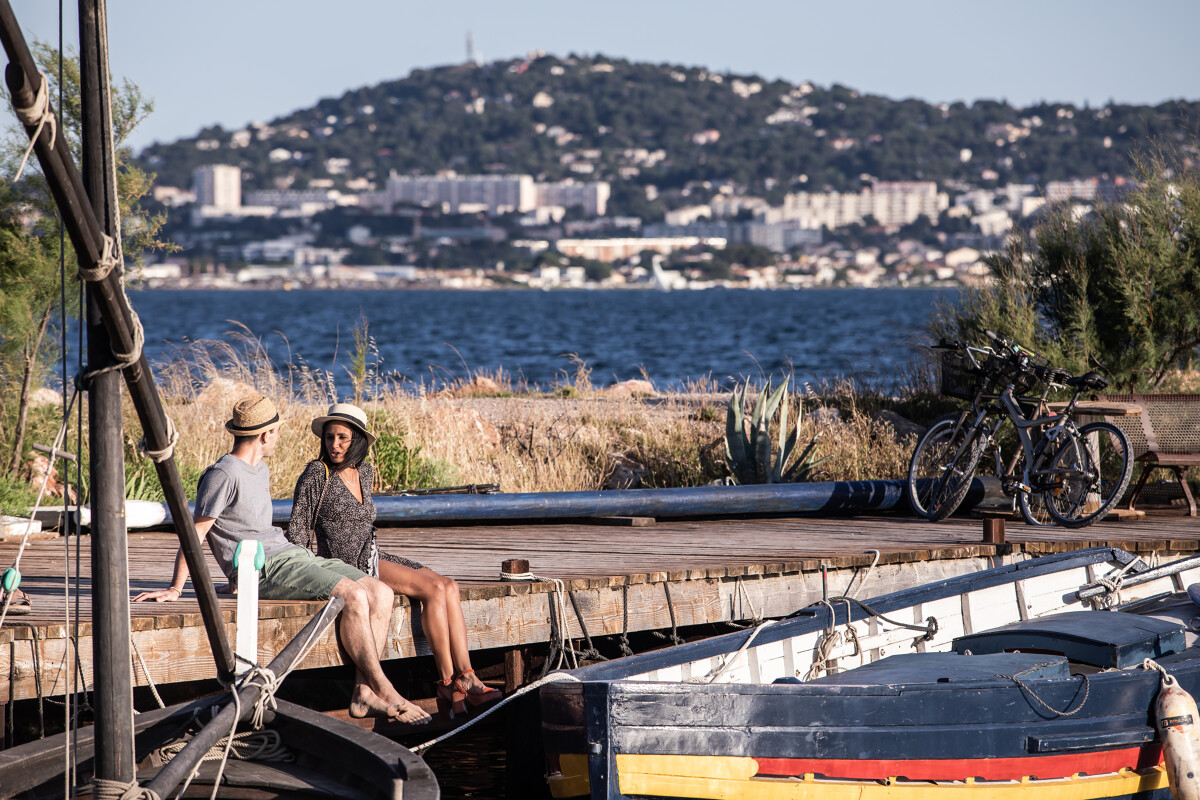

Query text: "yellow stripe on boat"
[615, 755, 1170, 800]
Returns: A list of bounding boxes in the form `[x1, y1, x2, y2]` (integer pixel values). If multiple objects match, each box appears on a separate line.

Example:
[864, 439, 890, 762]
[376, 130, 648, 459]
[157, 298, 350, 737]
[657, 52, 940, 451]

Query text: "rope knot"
[240, 663, 280, 730]
[90, 776, 160, 800]
[139, 415, 179, 463]
[11, 71, 57, 183]
[79, 233, 121, 283]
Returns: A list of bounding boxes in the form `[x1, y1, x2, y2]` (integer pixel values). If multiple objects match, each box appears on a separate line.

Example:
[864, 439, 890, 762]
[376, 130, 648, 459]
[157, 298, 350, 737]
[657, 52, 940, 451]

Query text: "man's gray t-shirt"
[195, 454, 295, 580]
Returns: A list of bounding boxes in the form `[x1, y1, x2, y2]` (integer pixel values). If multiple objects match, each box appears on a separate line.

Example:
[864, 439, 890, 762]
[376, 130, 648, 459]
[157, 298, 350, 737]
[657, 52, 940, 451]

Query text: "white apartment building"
[780, 181, 949, 229]
[385, 173, 537, 214]
[192, 165, 241, 211]
[536, 179, 610, 216]
[384, 173, 611, 217]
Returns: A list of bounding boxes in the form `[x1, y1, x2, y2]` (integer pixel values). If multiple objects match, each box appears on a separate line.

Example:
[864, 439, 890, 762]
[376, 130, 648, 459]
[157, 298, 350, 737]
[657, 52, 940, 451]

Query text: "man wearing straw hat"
[134, 394, 429, 724]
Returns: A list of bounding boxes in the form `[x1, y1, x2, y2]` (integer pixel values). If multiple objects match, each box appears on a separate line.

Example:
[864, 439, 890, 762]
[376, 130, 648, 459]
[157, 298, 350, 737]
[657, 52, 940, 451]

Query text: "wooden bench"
[1095, 394, 1200, 517]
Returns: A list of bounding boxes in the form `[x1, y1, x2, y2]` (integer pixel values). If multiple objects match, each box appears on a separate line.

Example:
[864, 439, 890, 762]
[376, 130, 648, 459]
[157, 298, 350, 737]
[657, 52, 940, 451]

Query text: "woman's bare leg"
[378, 560, 454, 681]
[433, 570, 492, 693]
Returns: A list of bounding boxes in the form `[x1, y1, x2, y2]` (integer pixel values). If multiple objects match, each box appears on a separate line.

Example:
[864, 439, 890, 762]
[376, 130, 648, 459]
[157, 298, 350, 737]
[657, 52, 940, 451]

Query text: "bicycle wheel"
[1041, 421, 1133, 528]
[924, 424, 987, 522]
[907, 417, 958, 518]
[1015, 448, 1055, 527]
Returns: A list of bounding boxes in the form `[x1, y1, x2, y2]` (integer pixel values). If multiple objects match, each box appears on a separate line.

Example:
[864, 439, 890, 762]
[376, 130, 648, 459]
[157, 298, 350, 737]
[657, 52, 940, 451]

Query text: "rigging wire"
[55, 5, 78, 796]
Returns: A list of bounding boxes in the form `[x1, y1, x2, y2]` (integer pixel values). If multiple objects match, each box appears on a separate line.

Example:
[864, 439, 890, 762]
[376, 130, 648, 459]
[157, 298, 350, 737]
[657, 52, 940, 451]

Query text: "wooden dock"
[2, 512, 1198, 704]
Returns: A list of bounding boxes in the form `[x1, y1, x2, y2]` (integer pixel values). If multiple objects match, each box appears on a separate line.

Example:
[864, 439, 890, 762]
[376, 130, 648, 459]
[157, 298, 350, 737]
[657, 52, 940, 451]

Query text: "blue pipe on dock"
[260, 477, 999, 526]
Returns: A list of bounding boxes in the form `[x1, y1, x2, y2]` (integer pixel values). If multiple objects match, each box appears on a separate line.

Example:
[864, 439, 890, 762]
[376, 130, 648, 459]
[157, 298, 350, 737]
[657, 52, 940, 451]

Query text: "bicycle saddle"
[1065, 370, 1108, 390]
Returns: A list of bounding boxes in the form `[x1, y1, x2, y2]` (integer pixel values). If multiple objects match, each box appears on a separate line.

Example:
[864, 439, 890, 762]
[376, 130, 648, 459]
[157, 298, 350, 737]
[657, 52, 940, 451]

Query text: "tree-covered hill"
[138, 53, 1199, 205]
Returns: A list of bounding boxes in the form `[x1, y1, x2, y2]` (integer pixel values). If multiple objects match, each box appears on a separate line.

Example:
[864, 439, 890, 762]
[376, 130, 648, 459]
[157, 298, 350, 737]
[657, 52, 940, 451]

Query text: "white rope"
[698, 619, 777, 684]
[848, 549, 881, 599]
[1, 389, 80, 631]
[1144, 657, 1176, 686]
[734, 576, 761, 624]
[10, 71, 57, 183]
[174, 600, 335, 800]
[155, 730, 292, 764]
[1091, 558, 1140, 608]
[130, 632, 165, 709]
[500, 570, 578, 670]
[138, 415, 179, 464]
[239, 665, 281, 732]
[412, 671, 581, 755]
[91, 776, 160, 800]
[804, 599, 854, 681]
[78, 232, 120, 282]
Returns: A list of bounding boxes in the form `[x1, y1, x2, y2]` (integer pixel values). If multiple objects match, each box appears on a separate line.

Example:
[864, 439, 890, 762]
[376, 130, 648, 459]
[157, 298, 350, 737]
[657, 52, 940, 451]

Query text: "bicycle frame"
[943, 347, 1084, 497]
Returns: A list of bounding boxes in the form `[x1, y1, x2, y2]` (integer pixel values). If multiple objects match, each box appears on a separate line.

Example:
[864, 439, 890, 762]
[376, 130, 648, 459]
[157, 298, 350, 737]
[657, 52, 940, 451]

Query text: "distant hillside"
[138, 53, 1199, 211]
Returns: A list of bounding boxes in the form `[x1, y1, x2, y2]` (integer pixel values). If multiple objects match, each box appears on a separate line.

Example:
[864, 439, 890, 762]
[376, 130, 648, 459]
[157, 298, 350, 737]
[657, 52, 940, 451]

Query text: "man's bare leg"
[330, 577, 428, 722]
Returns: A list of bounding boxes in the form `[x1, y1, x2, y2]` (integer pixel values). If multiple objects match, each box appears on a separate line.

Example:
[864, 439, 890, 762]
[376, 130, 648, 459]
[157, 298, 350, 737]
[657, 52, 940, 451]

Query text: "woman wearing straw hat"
[289, 403, 501, 719]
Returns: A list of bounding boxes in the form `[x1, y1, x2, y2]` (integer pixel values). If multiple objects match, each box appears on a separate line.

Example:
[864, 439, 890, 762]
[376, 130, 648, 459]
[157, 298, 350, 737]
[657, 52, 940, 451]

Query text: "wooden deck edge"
[5, 540, 1198, 701]
[4, 539, 1196, 645]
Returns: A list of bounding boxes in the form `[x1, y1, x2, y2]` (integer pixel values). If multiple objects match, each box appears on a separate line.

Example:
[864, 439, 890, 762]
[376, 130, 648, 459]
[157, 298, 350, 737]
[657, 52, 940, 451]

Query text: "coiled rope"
[154, 729, 292, 765]
[499, 568, 578, 672]
[91, 776, 159, 800]
[171, 600, 335, 800]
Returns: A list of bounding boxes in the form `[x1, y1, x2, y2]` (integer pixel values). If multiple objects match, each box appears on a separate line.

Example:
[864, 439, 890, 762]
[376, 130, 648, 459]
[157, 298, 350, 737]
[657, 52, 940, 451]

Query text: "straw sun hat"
[225, 395, 283, 436]
[310, 403, 377, 446]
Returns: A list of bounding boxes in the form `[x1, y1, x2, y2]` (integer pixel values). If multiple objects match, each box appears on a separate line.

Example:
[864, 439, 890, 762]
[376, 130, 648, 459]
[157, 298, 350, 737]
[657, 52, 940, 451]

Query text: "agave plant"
[725, 379, 824, 484]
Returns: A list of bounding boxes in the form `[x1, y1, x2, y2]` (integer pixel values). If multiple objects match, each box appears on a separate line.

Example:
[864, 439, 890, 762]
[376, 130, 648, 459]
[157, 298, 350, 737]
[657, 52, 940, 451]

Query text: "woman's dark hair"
[319, 421, 370, 470]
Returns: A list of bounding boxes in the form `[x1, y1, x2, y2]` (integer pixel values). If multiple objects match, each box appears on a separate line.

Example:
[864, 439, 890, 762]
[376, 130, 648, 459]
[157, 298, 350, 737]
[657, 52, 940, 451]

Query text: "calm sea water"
[127, 287, 955, 393]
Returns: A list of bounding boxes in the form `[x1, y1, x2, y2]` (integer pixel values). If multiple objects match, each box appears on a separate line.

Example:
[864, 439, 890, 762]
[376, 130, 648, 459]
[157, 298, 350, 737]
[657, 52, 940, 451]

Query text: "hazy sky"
[10, 1, 1200, 152]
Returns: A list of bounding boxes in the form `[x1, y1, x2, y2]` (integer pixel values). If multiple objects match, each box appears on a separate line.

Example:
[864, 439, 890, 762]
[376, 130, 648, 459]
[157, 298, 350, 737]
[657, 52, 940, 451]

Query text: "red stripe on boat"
[754, 745, 1162, 780]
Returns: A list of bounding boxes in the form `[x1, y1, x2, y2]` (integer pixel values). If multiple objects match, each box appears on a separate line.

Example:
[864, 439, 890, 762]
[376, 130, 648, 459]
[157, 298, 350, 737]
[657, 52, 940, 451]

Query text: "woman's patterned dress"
[287, 460, 424, 576]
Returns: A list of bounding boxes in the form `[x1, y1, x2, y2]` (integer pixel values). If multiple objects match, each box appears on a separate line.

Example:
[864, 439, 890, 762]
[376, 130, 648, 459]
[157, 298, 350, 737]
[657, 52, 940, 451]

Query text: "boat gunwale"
[543, 546, 1148, 688]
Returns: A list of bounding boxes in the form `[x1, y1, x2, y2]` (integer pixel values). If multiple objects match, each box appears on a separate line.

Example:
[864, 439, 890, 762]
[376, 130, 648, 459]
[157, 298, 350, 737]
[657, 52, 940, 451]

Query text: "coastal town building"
[556, 237, 726, 261]
[535, 179, 610, 216]
[777, 181, 949, 230]
[192, 164, 241, 211]
[383, 172, 538, 214]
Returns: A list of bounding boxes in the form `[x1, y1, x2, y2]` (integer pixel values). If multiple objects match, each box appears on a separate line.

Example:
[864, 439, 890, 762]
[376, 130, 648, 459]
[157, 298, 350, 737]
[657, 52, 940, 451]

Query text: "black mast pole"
[78, 0, 134, 784]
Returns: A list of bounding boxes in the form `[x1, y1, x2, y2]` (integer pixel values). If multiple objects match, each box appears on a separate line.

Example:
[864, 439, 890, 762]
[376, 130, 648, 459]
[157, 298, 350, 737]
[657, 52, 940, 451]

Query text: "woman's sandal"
[435, 678, 467, 720]
[452, 668, 502, 707]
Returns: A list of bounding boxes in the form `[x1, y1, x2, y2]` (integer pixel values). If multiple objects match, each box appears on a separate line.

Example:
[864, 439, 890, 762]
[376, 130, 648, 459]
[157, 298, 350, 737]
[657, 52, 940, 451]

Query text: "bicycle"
[907, 331, 1134, 528]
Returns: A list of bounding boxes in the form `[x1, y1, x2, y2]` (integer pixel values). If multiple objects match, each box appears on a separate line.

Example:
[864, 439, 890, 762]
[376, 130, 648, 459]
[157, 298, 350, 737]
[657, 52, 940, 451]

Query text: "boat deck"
[2, 511, 1198, 703]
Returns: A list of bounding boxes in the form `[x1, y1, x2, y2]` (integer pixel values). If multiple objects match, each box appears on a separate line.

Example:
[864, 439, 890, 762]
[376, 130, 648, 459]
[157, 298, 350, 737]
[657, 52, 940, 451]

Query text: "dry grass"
[24, 330, 1101, 503]
[802, 387, 917, 482]
[113, 341, 925, 499]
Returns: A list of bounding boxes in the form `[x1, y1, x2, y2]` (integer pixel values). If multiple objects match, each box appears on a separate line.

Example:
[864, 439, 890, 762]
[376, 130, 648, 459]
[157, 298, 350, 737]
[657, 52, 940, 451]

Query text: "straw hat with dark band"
[225, 395, 283, 436]
[310, 403, 377, 445]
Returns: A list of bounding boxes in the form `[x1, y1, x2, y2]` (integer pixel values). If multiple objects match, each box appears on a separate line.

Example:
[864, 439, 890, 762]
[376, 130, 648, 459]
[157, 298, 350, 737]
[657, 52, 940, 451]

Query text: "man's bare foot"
[350, 685, 430, 724]
[392, 697, 432, 725]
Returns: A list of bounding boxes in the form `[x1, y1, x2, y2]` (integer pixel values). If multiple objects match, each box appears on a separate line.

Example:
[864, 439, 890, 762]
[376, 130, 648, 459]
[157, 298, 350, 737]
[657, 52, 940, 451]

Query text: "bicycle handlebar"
[935, 335, 1080, 392]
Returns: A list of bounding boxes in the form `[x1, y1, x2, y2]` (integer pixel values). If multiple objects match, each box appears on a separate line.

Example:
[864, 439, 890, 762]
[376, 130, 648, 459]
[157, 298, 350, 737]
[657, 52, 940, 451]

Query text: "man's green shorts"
[259, 546, 366, 600]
